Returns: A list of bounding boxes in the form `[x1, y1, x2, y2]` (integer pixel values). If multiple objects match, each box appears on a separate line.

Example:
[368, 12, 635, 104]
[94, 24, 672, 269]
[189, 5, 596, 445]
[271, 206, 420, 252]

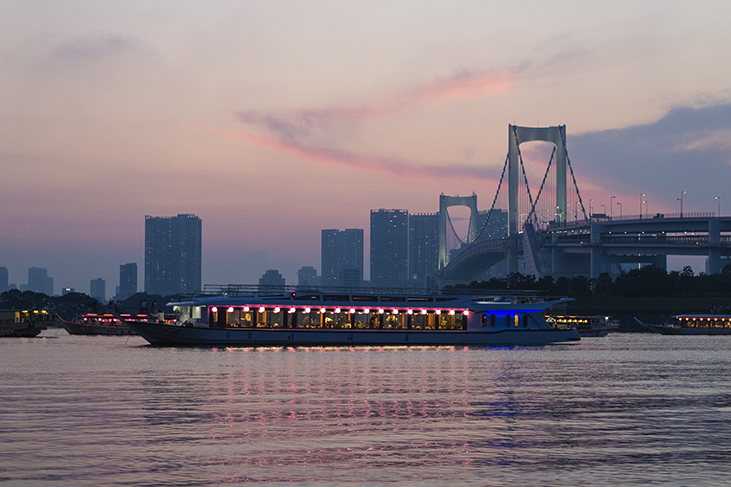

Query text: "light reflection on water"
[2, 333, 730, 486]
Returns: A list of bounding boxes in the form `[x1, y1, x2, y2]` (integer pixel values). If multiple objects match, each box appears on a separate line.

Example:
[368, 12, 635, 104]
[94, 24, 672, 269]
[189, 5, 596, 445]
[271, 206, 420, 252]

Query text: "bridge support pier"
[507, 248, 520, 274]
[590, 222, 605, 278]
[708, 217, 722, 274]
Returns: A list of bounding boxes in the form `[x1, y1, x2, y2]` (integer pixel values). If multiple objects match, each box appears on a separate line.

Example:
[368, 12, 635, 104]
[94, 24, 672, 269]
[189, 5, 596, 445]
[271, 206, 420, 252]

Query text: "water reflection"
[1, 334, 730, 485]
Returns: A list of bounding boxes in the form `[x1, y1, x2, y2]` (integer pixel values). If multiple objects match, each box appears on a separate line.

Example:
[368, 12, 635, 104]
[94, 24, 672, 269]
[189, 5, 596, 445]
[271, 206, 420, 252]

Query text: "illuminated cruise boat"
[640, 314, 731, 335]
[124, 286, 581, 346]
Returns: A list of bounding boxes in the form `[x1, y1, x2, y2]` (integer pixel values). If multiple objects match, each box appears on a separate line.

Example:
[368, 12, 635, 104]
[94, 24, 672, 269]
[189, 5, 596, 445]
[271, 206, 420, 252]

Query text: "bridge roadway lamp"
[640, 194, 645, 219]
[679, 190, 686, 217]
[610, 196, 616, 220]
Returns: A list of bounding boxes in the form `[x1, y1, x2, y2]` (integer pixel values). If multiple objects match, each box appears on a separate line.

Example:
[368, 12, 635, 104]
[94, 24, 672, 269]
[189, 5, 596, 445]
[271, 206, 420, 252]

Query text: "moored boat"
[62, 313, 157, 336]
[637, 314, 731, 335]
[0, 309, 57, 337]
[547, 314, 620, 337]
[123, 286, 581, 347]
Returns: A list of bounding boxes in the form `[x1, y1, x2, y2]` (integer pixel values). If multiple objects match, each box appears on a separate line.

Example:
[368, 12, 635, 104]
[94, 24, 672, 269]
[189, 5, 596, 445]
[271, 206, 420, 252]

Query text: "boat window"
[514, 315, 520, 327]
[522, 314, 528, 327]
[352, 295, 377, 302]
[481, 314, 487, 327]
[323, 295, 349, 302]
[506, 314, 511, 327]
[490, 314, 496, 327]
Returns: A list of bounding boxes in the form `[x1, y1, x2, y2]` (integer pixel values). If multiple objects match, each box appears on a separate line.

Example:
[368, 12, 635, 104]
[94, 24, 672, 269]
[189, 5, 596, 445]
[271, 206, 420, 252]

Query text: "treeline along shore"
[3, 263, 730, 331]
[448, 264, 731, 330]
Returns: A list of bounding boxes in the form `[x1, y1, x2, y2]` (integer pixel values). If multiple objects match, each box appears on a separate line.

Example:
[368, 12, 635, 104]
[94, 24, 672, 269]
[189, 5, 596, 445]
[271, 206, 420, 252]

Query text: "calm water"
[1, 332, 730, 486]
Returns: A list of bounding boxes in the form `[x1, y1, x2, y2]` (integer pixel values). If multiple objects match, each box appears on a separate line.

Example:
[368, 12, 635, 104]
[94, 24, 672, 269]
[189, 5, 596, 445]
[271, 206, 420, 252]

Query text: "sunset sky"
[2, 1, 730, 295]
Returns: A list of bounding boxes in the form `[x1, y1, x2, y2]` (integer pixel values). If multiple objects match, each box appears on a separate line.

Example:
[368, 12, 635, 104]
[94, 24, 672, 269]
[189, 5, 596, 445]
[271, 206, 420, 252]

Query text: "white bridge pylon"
[438, 193, 479, 270]
[508, 124, 567, 235]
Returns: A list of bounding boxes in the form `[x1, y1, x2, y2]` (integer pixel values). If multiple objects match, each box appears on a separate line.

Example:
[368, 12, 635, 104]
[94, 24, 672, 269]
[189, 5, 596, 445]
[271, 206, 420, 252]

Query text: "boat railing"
[167, 284, 553, 302]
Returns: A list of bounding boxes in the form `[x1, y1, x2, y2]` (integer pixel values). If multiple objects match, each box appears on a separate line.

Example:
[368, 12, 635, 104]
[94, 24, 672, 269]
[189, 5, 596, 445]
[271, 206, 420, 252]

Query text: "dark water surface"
[2, 332, 730, 486]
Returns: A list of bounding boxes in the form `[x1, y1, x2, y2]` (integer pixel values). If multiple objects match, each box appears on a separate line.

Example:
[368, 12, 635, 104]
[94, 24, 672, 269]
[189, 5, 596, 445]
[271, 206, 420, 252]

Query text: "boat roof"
[167, 285, 571, 311]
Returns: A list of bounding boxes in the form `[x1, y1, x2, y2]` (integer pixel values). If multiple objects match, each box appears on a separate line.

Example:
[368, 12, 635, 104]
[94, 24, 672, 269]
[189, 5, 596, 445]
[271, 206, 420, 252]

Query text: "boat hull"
[648, 325, 731, 336]
[0, 323, 45, 337]
[576, 325, 619, 338]
[62, 321, 136, 336]
[127, 321, 580, 347]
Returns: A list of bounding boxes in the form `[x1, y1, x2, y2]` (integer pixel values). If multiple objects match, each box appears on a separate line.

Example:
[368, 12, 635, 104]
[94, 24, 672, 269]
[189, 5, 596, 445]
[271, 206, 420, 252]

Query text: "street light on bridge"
[639, 193, 645, 219]
[610, 195, 616, 220]
[617, 201, 622, 220]
[679, 190, 686, 217]
[716, 196, 721, 216]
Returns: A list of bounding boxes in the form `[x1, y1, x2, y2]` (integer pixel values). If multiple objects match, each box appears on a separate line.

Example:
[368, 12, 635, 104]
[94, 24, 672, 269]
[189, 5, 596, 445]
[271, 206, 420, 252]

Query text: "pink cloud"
[236, 69, 513, 140]
[206, 128, 497, 184]
[225, 69, 512, 184]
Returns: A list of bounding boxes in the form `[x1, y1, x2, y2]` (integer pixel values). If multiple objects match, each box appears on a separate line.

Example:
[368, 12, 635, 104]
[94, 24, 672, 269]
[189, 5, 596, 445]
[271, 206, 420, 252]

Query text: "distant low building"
[0, 266, 8, 293]
[90, 278, 106, 302]
[259, 269, 285, 290]
[118, 263, 137, 300]
[297, 266, 320, 288]
[28, 267, 53, 296]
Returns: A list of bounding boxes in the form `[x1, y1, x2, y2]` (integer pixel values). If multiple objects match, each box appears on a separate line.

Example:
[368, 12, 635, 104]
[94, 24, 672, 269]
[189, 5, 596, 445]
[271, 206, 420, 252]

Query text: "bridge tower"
[508, 125, 567, 235]
[438, 193, 479, 270]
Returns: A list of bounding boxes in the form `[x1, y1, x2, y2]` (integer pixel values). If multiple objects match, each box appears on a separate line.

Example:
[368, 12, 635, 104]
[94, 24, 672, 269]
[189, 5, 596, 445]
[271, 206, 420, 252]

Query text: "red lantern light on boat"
[392, 308, 399, 314]
[378, 308, 384, 314]
[449, 310, 455, 315]
[349, 308, 356, 314]
[274, 307, 281, 313]
[320, 307, 326, 314]
[363, 308, 370, 314]
[227, 307, 234, 313]
[288, 307, 296, 314]
[407, 309, 413, 315]
[435, 310, 441, 315]
[462, 310, 470, 316]
[334, 307, 341, 313]
[304, 307, 311, 313]
[243, 306, 250, 312]
[211, 307, 218, 313]
[258, 307, 265, 313]
[421, 309, 427, 315]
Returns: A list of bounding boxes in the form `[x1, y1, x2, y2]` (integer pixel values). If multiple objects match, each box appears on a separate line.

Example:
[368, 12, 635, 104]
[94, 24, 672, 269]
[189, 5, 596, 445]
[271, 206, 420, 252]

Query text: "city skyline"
[2, 2, 731, 291]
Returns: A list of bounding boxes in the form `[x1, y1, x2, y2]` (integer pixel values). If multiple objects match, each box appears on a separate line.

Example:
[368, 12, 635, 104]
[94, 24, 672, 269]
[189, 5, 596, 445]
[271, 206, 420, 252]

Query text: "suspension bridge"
[437, 124, 731, 285]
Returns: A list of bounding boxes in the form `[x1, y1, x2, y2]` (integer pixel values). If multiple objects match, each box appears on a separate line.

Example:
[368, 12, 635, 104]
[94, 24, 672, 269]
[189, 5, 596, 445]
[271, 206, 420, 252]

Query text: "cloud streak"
[236, 70, 512, 141]
[208, 128, 496, 184]
[229, 70, 512, 181]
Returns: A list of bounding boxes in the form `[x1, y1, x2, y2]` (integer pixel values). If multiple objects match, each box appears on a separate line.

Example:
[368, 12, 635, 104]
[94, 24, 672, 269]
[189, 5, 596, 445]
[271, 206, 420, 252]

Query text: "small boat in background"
[62, 313, 150, 336]
[0, 309, 59, 337]
[547, 314, 620, 337]
[636, 314, 731, 335]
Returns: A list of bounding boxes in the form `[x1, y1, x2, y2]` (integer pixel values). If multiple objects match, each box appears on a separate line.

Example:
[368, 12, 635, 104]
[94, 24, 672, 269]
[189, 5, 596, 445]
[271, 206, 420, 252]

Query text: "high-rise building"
[321, 229, 363, 288]
[28, 267, 53, 295]
[259, 269, 285, 290]
[370, 209, 409, 287]
[145, 214, 202, 296]
[119, 263, 137, 300]
[0, 266, 8, 293]
[297, 266, 320, 288]
[90, 278, 106, 302]
[409, 213, 439, 284]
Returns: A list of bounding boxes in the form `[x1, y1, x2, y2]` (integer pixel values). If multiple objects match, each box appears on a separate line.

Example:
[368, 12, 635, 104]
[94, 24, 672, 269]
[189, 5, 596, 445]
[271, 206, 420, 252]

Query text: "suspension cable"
[526, 146, 555, 224]
[445, 153, 509, 246]
[561, 130, 588, 221]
